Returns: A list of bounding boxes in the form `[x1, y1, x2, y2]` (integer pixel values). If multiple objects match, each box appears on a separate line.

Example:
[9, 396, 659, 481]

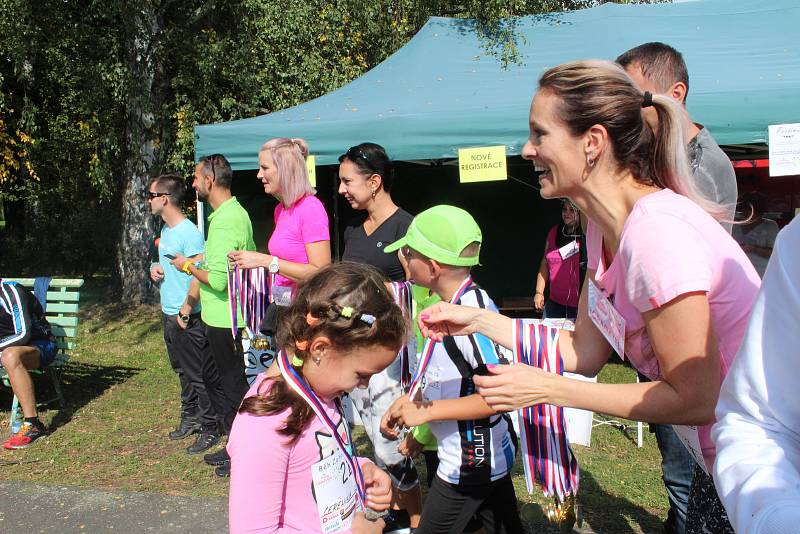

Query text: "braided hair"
[239, 262, 407, 442]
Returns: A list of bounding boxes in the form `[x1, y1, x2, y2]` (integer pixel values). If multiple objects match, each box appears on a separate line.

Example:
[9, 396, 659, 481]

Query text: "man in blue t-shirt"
[147, 173, 220, 454]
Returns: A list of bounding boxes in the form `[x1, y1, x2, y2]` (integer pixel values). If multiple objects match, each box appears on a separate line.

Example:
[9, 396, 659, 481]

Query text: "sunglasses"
[345, 146, 372, 167]
[145, 191, 171, 199]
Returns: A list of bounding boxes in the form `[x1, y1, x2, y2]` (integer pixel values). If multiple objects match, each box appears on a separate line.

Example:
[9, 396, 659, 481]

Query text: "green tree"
[1, 0, 658, 301]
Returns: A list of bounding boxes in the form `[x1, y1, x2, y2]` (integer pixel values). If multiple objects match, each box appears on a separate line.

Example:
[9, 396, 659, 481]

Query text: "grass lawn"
[0, 278, 668, 532]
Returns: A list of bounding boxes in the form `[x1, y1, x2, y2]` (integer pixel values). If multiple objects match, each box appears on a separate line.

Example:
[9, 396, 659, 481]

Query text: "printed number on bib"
[312, 446, 362, 533]
[587, 280, 625, 357]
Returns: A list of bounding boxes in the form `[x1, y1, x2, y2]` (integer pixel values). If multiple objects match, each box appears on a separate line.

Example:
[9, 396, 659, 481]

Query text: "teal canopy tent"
[195, 0, 800, 169]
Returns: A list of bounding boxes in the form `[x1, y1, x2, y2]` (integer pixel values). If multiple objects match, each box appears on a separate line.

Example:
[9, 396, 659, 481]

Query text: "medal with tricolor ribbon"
[390, 281, 414, 392]
[513, 320, 579, 515]
[277, 351, 367, 506]
[406, 276, 473, 401]
[227, 263, 273, 339]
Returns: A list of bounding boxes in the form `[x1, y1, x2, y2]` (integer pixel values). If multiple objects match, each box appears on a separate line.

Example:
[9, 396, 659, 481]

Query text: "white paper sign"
[272, 285, 293, 307]
[558, 240, 579, 260]
[563, 372, 597, 447]
[768, 123, 800, 177]
[587, 280, 625, 357]
[672, 424, 708, 474]
[312, 447, 361, 533]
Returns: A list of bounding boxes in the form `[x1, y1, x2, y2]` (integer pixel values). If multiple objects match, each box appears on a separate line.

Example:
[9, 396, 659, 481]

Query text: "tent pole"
[332, 170, 340, 261]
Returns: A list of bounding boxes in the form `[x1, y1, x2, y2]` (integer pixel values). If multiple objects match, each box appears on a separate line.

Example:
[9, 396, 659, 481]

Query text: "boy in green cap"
[380, 205, 523, 534]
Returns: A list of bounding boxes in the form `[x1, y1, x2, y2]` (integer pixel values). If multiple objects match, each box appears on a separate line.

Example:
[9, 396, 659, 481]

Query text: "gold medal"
[544, 494, 576, 531]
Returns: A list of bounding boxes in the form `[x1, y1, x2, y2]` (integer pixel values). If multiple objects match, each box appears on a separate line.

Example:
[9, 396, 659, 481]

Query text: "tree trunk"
[117, 3, 161, 305]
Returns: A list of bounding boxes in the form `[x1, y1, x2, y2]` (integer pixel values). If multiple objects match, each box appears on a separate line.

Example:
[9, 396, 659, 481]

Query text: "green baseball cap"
[384, 205, 482, 266]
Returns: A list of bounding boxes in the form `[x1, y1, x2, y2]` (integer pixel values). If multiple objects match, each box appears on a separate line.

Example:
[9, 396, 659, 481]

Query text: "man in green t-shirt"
[171, 154, 256, 477]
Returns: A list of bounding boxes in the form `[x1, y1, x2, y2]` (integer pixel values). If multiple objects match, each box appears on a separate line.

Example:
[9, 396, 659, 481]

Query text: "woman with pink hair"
[228, 138, 331, 300]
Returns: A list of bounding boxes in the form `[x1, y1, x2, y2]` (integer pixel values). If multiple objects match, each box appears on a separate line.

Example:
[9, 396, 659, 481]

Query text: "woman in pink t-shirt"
[229, 137, 331, 299]
[228, 263, 406, 533]
[417, 61, 758, 533]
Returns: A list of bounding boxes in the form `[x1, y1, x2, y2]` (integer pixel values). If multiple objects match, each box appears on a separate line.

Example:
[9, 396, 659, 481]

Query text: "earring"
[313, 357, 321, 365]
[587, 155, 596, 167]
[371, 189, 377, 199]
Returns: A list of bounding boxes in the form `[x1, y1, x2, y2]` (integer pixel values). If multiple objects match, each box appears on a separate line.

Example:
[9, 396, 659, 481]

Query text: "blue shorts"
[31, 338, 58, 368]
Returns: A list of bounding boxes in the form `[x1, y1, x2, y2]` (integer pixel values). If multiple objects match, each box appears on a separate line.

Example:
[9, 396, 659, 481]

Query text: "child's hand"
[361, 462, 392, 511]
[398, 431, 424, 458]
[380, 396, 405, 439]
[351, 512, 385, 534]
[385, 398, 432, 434]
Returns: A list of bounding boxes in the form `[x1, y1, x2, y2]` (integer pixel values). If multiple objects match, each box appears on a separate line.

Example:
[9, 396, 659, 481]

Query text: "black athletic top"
[0, 281, 53, 349]
[342, 208, 413, 281]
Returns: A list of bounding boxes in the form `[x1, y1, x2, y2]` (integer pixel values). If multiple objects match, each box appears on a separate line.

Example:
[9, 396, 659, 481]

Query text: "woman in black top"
[338, 142, 412, 281]
[338, 142, 421, 532]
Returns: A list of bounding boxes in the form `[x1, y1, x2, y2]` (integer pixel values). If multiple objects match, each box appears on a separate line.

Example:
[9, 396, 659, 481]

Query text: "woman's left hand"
[473, 364, 552, 412]
[228, 250, 269, 269]
[361, 462, 393, 511]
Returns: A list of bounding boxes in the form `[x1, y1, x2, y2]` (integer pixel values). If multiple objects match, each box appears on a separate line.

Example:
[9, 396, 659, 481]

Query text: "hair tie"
[295, 340, 308, 351]
[359, 314, 376, 326]
[291, 354, 304, 367]
[306, 313, 320, 326]
[641, 91, 654, 108]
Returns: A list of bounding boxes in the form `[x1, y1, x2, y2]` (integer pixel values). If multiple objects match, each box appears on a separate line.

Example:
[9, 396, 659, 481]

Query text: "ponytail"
[649, 93, 729, 221]
[538, 60, 729, 222]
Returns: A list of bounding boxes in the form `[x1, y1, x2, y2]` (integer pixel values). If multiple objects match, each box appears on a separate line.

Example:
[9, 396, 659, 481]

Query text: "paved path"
[0, 480, 227, 533]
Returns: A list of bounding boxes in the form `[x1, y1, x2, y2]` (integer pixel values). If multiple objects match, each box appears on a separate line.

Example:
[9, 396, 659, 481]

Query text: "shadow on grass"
[352, 431, 661, 533]
[572, 468, 663, 533]
[0, 361, 144, 433]
[80, 300, 162, 344]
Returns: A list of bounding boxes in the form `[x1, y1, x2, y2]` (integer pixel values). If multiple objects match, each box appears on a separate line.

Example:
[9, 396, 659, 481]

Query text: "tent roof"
[195, 0, 800, 170]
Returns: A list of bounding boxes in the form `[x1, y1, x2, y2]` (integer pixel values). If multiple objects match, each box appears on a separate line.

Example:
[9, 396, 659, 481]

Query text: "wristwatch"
[268, 256, 280, 274]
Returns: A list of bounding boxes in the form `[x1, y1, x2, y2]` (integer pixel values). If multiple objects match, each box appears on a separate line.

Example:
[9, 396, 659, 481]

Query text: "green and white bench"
[1, 278, 84, 430]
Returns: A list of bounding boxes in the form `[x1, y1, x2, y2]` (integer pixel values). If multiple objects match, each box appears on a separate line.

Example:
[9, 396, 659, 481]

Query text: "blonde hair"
[260, 137, 315, 207]
[539, 60, 727, 222]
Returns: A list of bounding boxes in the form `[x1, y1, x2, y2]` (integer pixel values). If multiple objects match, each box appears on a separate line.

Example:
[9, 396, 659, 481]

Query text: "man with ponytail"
[618, 42, 739, 534]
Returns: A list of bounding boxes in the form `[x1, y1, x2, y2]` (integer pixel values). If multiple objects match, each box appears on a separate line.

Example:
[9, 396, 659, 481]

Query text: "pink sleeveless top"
[545, 225, 581, 307]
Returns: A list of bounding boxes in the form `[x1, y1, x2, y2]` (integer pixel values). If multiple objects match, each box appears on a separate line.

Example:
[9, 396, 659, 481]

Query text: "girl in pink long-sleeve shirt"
[228, 262, 408, 534]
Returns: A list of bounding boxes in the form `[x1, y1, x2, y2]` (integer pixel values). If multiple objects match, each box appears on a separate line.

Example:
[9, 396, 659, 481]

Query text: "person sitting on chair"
[0, 279, 58, 449]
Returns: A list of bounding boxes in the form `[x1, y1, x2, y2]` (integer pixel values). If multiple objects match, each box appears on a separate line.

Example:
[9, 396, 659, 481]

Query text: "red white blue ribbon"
[227, 264, 273, 339]
[513, 320, 579, 502]
[277, 351, 367, 506]
[390, 281, 414, 392]
[407, 277, 473, 400]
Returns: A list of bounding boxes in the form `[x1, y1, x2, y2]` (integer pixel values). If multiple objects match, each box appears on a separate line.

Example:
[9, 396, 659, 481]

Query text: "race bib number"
[558, 240, 579, 260]
[272, 285, 293, 307]
[587, 280, 625, 357]
[672, 425, 708, 474]
[312, 447, 361, 533]
[421, 366, 441, 401]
